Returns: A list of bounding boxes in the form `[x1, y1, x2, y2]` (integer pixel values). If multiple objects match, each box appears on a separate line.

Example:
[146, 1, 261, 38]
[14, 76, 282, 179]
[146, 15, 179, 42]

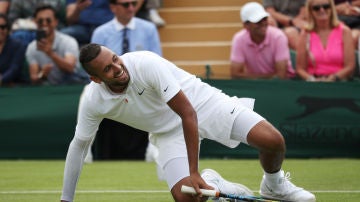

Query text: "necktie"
[122, 28, 129, 54]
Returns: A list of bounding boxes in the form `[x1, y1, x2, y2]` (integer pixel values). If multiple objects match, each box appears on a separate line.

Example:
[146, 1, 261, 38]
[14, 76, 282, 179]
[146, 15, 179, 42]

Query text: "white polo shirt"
[75, 51, 219, 142]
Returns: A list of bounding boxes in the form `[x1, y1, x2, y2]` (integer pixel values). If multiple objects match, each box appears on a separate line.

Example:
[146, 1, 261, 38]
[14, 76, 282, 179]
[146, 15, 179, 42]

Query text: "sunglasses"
[114, 1, 138, 8]
[311, 3, 331, 11]
[36, 18, 52, 25]
[0, 24, 8, 30]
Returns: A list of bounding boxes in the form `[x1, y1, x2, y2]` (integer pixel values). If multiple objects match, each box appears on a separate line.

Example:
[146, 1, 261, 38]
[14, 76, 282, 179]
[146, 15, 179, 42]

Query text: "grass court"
[0, 159, 359, 201]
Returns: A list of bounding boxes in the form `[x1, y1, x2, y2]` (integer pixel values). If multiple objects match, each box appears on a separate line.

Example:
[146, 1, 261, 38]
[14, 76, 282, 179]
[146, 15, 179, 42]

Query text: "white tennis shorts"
[154, 107, 265, 189]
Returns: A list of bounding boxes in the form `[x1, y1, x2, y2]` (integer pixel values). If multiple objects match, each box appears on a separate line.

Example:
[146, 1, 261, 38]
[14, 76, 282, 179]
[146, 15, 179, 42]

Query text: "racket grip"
[181, 185, 218, 197]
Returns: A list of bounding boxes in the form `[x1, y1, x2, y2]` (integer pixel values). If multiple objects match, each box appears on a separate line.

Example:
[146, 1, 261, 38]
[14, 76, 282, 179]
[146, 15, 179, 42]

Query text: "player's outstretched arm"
[166, 90, 212, 194]
[61, 137, 92, 201]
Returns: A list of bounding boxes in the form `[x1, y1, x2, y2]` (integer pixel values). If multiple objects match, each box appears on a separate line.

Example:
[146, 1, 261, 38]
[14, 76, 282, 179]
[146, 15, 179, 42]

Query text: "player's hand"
[189, 172, 214, 197]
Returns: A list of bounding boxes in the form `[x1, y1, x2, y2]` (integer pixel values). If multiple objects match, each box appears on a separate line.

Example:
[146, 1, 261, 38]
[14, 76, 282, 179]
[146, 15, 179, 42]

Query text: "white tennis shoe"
[259, 170, 316, 202]
[201, 168, 253, 202]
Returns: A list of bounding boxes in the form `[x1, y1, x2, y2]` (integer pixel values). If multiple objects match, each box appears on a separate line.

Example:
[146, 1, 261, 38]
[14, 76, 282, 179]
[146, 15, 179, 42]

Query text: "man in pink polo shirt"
[230, 2, 295, 80]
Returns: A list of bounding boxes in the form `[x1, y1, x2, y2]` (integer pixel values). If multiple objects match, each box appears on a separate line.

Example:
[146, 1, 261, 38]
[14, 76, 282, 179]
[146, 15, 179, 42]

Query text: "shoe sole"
[261, 192, 315, 202]
[260, 183, 315, 202]
[260, 194, 295, 202]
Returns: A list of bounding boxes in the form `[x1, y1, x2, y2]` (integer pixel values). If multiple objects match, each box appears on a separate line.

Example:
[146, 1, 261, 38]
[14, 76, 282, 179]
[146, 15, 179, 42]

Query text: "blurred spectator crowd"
[0, 0, 165, 87]
[230, 0, 360, 81]
[1, 0, 360, 87]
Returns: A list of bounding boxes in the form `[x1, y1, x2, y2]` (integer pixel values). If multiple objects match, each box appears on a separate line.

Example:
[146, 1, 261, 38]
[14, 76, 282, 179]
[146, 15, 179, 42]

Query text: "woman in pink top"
[296, 0, 355, 81]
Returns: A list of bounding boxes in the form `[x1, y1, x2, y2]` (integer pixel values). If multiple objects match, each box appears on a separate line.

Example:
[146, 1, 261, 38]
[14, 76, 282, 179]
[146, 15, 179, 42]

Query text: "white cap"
[240, 2, 269, 23]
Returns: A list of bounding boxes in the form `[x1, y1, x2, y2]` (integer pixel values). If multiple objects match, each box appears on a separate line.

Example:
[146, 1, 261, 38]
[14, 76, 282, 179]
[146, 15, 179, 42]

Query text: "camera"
[36, 29, 47, 41]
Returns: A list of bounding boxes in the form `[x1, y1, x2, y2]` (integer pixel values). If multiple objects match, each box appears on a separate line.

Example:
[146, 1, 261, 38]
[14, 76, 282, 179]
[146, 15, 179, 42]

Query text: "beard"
[104, 68, 130, 92]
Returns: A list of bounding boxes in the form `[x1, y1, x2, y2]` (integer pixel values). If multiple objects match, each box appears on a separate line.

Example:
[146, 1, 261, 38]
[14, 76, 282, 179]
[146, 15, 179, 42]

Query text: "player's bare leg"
[247, 120, 285, 173]
[247, 120, 315, 202]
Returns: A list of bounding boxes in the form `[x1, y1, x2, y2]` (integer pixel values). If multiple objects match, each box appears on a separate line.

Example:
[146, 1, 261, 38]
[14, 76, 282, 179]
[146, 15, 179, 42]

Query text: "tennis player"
[60, 44, 315, 202]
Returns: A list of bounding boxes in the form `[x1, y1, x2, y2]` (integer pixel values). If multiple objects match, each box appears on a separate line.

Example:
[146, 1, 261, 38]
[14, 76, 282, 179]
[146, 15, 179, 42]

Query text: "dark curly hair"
[33, 4, 57, 19]
[79, 43, 102, 75]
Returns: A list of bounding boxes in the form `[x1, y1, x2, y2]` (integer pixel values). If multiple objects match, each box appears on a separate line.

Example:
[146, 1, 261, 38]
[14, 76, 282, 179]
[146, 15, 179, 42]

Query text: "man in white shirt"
[87, 0, 163, 163]
[60, 44, 316, 202]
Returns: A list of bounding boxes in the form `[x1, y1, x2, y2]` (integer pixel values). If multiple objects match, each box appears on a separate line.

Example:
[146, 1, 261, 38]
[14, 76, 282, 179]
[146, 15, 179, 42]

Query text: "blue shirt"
[66, 0, 113, 26]
[91, 17, 162, 56]
[0, 37, 26, 84]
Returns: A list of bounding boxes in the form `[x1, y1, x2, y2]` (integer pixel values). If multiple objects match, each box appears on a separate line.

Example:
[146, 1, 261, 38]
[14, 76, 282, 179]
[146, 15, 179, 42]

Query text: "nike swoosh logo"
[230, 108, 235, 114]
[138, 88, 145, 95]
[163, 86, 169, 92]
[265, 184, 273, 193]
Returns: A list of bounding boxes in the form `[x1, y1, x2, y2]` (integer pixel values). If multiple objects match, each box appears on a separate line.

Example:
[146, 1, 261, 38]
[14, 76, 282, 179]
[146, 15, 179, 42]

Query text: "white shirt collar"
[112, 17, 136, 31]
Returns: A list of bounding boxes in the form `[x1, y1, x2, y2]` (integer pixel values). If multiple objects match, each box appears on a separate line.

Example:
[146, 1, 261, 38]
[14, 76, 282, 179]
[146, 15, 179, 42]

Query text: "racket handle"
[181, 185, 218, 197]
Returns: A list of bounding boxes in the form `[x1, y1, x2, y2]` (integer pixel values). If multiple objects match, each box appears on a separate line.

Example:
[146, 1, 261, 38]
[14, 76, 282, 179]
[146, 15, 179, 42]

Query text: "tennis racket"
[181, 185, 282, 202]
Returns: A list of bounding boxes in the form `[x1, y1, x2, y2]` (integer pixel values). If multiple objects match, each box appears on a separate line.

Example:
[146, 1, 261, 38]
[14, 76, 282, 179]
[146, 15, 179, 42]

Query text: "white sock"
[264, 170, 282, 184]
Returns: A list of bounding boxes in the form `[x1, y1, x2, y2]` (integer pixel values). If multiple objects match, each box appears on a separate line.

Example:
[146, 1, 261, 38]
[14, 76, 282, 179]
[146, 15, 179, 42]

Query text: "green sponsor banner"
[201, 79, 360, 158]
[0, 85, 84, 159]
[0, 79, 359, 159]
